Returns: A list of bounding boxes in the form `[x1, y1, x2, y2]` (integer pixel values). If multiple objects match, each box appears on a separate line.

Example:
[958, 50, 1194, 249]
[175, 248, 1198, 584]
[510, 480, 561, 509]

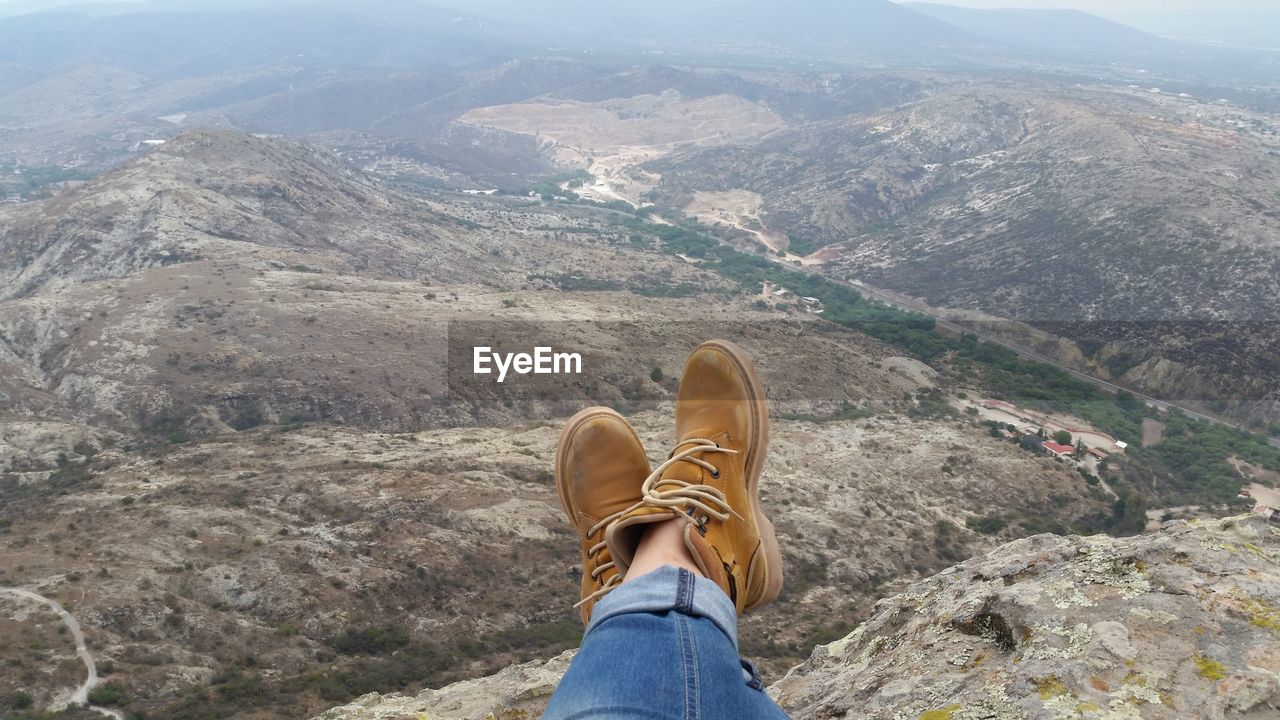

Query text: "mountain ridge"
[906, 2, 1182, 56]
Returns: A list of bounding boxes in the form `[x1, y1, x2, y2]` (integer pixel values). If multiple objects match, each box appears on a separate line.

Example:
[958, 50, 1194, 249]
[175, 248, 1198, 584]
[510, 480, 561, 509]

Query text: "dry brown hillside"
[1, 132, 1112, 719]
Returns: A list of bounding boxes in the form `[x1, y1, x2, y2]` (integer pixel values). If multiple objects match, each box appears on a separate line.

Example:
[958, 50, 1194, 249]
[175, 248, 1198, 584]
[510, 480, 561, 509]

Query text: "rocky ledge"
[315, 516, 1280, 719]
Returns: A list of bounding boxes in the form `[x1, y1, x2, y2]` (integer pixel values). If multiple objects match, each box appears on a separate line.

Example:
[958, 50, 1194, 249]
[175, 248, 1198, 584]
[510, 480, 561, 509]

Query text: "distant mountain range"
[0, 0, 1273, 82]
[902, 3, 1280, 85]
[0, 1, 517, 75]
[906, 2, 1181, 56]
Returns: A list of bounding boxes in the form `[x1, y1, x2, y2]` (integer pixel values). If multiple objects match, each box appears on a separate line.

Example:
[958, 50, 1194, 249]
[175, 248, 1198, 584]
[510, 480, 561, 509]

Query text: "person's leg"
[544, 565, 788, 720]
[548, 341, 789, 719]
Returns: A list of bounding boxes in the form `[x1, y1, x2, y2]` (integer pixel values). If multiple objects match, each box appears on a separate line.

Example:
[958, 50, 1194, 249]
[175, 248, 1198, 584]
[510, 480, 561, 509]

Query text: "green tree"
[650, 367, 664, 382]
[1053, 430, 1073, 445]
[1110, 492, 1149, 536]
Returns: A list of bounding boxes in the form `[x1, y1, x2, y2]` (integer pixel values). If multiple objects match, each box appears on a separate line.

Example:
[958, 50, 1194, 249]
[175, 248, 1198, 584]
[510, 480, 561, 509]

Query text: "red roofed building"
[1043, 442, 1076, 457]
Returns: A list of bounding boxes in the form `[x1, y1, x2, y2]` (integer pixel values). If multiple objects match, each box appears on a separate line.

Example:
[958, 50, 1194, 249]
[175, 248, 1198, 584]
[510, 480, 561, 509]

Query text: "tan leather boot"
[606, 340, 784, 613]
[554, 407, 652, 624]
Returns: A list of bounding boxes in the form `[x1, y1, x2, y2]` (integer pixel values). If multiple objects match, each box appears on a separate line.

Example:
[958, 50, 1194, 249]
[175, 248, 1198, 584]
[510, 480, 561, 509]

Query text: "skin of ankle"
[623, 517, 703, 583]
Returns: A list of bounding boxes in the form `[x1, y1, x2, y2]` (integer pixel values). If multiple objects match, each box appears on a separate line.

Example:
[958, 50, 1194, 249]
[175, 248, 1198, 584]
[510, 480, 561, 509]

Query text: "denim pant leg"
[544, 566, 790, 720]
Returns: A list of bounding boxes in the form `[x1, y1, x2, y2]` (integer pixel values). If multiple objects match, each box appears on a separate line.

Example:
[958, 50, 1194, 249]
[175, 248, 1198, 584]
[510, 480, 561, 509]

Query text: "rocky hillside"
[1, 130, 1118, 718]
[314, 514, 1280, 719]
[0, 129, 545, 299]
[0, 391, 1109, 717]
[0, 129, 737, 436]
[651, 80, 1280, 424]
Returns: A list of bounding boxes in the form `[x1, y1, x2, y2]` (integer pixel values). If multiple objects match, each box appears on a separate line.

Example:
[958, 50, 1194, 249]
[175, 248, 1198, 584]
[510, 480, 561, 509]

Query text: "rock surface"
[314, 515, 1280, 719]
[312, 652, 576, 720]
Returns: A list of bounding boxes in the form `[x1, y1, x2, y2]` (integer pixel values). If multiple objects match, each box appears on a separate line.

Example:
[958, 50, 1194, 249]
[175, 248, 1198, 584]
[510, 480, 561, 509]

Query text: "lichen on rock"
[772, 516, 1280, 719]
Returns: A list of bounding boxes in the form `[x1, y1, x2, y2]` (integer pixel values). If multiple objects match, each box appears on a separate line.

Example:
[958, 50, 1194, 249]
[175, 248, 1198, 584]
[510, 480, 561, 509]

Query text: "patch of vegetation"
[1106, 492, 1149, 537]
[1035, 676, 1068, 700]
[609, 214, 1280, 512]
[140, 412, 191, 445]
[1244, 597, 1280, 632]
[1194, 655, 1228, 681]
[932, 520, 968, 563]
[0, 454, 99, 504]
[0, 710, 102, 720]
[87, 681, 127, 706]
[908, 388, 956, 420]
[783, 235, 822, 257]
[966, 514, 1009, 535]
[158, 618, 583, 719]
[626, 282, 704, 298]
[777, 402, 874, 424]
[527, 170, 591, 201]
[330, 625, 410, 655]
[1135, 413, 1280, 505]
[0, 163, 94, 198]
[528, 273, 623, 292]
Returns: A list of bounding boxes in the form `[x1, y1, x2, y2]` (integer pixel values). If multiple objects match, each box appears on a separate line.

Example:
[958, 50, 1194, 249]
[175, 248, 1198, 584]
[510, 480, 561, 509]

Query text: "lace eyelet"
[710, 469, 721, 479]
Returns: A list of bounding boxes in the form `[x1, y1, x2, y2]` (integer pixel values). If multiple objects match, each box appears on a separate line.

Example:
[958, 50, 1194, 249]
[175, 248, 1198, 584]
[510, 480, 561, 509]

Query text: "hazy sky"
[0, 0, 1275, 45]
[0, 0, 1264, 8]
[0, 0, 1268, 16]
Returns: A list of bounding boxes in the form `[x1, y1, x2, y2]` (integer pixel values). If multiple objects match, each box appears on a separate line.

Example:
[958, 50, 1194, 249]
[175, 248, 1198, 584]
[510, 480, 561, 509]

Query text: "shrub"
[331, 625, 410, 655]
[89, 681, 128, 706]
[966, 514, 1008, 535]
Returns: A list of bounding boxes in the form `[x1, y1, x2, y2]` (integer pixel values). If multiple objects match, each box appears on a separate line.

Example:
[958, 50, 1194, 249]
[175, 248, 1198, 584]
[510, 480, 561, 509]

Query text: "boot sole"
[553, 407, 643, 529]
[697, 340, 784, 608]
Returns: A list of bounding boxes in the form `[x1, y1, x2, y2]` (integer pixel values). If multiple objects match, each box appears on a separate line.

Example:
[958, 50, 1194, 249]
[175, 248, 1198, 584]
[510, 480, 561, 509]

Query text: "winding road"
[0, 587, 125, 720]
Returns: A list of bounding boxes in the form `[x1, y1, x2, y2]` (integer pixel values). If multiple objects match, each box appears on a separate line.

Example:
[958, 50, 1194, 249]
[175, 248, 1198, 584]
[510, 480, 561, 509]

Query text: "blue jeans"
[545, 566, 791, 719]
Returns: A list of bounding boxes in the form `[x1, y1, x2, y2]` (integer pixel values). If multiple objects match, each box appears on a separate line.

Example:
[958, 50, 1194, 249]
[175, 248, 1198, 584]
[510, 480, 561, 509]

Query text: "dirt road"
[0, 587, 125, 719]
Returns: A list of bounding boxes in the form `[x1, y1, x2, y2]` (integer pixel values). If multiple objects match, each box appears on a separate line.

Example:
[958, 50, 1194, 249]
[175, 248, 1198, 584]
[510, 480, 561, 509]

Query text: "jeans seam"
[677, 614, 700, 720]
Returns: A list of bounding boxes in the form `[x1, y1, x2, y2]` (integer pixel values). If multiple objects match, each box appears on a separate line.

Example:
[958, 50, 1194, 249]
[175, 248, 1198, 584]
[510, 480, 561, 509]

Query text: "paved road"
[777, 260, 1280, 450]
[0, 587, 125, 719]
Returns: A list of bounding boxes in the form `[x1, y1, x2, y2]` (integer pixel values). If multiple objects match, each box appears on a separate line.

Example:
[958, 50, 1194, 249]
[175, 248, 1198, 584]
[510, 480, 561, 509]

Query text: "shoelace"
[574, 439, 742, 609]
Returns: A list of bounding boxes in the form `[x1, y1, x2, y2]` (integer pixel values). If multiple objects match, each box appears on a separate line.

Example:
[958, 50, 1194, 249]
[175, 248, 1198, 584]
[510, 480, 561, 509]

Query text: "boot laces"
[637, 439, 743, 524]
[573, 439, 741, 610]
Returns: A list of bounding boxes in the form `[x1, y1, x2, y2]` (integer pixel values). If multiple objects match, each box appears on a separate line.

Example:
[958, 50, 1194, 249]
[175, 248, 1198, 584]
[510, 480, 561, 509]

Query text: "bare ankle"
[623, 517, 703, 582]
